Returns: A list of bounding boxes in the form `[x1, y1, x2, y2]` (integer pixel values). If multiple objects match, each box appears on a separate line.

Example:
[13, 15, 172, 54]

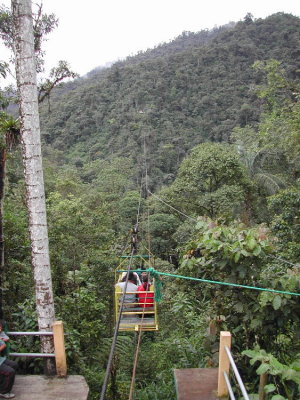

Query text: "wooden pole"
[52, 321, 67, 377]
[217, 331, 232, 397]
[259, 373, 268, 400]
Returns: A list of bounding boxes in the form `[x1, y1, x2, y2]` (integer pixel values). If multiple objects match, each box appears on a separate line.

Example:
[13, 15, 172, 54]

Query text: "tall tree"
[0, 3, 76, 318]
[12, 0, 55, 371]
[164, 143, 250, 218]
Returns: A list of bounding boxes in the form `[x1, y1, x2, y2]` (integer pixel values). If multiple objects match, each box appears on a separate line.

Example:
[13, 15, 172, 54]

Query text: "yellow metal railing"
[114, 287, 158, 331]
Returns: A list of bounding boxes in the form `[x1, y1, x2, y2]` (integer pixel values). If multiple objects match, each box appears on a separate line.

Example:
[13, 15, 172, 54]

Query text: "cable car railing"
[114, 255, 159, 332]
[114, 287, 158, 331]
[218, 331, 250, 400]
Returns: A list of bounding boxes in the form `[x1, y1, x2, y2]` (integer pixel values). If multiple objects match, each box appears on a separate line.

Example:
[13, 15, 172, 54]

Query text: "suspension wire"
[99, 248, 135, 400]
[143, 131, 156, 308]
[136, 178, 144, 230]
[267, 254, 299, 267]
[127, 182, 145, 400]
[128, 318, 144, 400]
[147, 189, 198, 222]
[118, 234, 132, 257]
[143, 130, 149, 194]
[143, 132, 152, 258]
[128, 269, 152, 399]
[99, 178, 144, 400]
[128, 133, 153, 400]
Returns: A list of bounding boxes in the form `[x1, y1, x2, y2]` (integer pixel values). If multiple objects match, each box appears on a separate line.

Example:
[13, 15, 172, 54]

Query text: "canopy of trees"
[39, 12, 300, 189]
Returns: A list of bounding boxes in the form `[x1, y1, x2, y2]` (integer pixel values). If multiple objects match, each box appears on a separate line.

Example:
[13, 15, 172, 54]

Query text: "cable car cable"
[147, 188, 198, 221]
[120, 268, 300, 297]
[99, 248, 135, 400]
[100, 179, 144, 400]
[128, 131, 154, 400]
[101, 132, 154, 400]
[129, 320, 143, 400]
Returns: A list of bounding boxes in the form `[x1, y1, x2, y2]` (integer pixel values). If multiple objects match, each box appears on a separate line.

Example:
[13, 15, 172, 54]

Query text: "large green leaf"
[264, 384, 276, 393]
[256, 363, 270, 374]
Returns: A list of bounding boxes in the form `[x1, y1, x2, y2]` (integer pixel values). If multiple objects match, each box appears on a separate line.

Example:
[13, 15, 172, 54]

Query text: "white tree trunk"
[12, 0, 55, 365]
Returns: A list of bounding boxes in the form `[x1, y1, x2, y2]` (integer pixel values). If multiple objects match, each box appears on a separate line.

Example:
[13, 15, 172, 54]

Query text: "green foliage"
[253, 60, 292, 112]
[0, 113, 20, 149]
[1, 10, 300, 400]
[268, 183, 300, 261]
[47, 189, 115, 294]
[163, 142, 250, 218]
[3, 184, 32, 311]
[38, 61, 78, 103]
[118, 190, 143, 225]
[132, 291, 210, 400]
[11, 298, 44, 374]
[252, 60, 300, 173]
[179, 217, 300, 352]
[142, 213, 180, 259]
[55, 287, 107, 359]
[231, 126, 287, 196]
[180, 217, 272, 279]
[39, 14, 300, 188]
[243, 347, 300, 399]
[135, 378, 175, 400]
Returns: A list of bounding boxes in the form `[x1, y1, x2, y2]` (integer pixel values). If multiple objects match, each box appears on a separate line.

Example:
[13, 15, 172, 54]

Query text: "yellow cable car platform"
[114, 255, 159, 332]
[115, 286, 158, 331]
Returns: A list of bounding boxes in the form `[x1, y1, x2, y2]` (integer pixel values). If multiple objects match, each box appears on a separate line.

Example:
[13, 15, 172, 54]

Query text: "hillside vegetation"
[1, 11, 300, 400]
[40, 12, 300, 187]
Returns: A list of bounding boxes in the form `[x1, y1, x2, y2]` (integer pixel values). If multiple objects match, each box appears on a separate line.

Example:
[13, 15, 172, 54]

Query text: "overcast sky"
[1, 0, 300, 82]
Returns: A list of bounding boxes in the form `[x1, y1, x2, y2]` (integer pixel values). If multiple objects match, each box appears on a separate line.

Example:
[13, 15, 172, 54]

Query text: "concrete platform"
[174, 368, 218, 400]
[12, 375, 89, 400]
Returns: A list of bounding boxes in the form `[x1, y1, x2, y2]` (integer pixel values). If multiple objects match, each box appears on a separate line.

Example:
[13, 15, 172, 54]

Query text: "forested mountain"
[2, 10, 300, 400]
[40, 12, 300, 187]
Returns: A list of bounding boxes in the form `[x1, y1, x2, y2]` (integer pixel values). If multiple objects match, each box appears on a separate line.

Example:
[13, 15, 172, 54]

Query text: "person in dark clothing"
[0, 325, 17, 399]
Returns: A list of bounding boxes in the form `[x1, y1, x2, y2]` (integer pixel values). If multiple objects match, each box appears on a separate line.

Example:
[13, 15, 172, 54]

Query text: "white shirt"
[116, 281, 138, 305]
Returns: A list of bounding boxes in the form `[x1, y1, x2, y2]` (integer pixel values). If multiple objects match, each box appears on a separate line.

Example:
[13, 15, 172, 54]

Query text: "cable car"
[114, 255, 159, 332]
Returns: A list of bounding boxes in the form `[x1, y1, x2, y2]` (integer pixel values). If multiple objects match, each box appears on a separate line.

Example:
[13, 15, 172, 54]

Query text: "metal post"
[223, 371, 236, 400]
[52, 321, 67, 377]
[225, 346, 250, 400]
[217, 331, 232, 397]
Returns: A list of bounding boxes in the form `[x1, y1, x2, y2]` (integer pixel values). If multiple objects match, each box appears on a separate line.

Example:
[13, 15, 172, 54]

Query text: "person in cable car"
[115, 271, 138, 307]
[137, 273, 154, 317]
[120, 269, 141, 286]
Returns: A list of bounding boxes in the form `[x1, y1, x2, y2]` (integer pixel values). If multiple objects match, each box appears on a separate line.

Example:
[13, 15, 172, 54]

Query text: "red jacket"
[137, 282, 154, 307]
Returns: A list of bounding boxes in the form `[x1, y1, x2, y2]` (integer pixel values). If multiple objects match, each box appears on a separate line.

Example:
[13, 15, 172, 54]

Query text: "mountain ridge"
[40, 12, 300, 187]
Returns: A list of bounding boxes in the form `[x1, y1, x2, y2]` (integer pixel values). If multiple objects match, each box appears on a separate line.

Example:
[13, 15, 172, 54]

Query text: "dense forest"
[1, 8, 300, 400]
[40, 12, 300, 188]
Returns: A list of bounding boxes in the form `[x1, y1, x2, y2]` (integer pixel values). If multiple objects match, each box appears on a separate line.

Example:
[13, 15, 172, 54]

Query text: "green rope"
[151, 271, 164, 302]
[118, 269, 300, 299]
